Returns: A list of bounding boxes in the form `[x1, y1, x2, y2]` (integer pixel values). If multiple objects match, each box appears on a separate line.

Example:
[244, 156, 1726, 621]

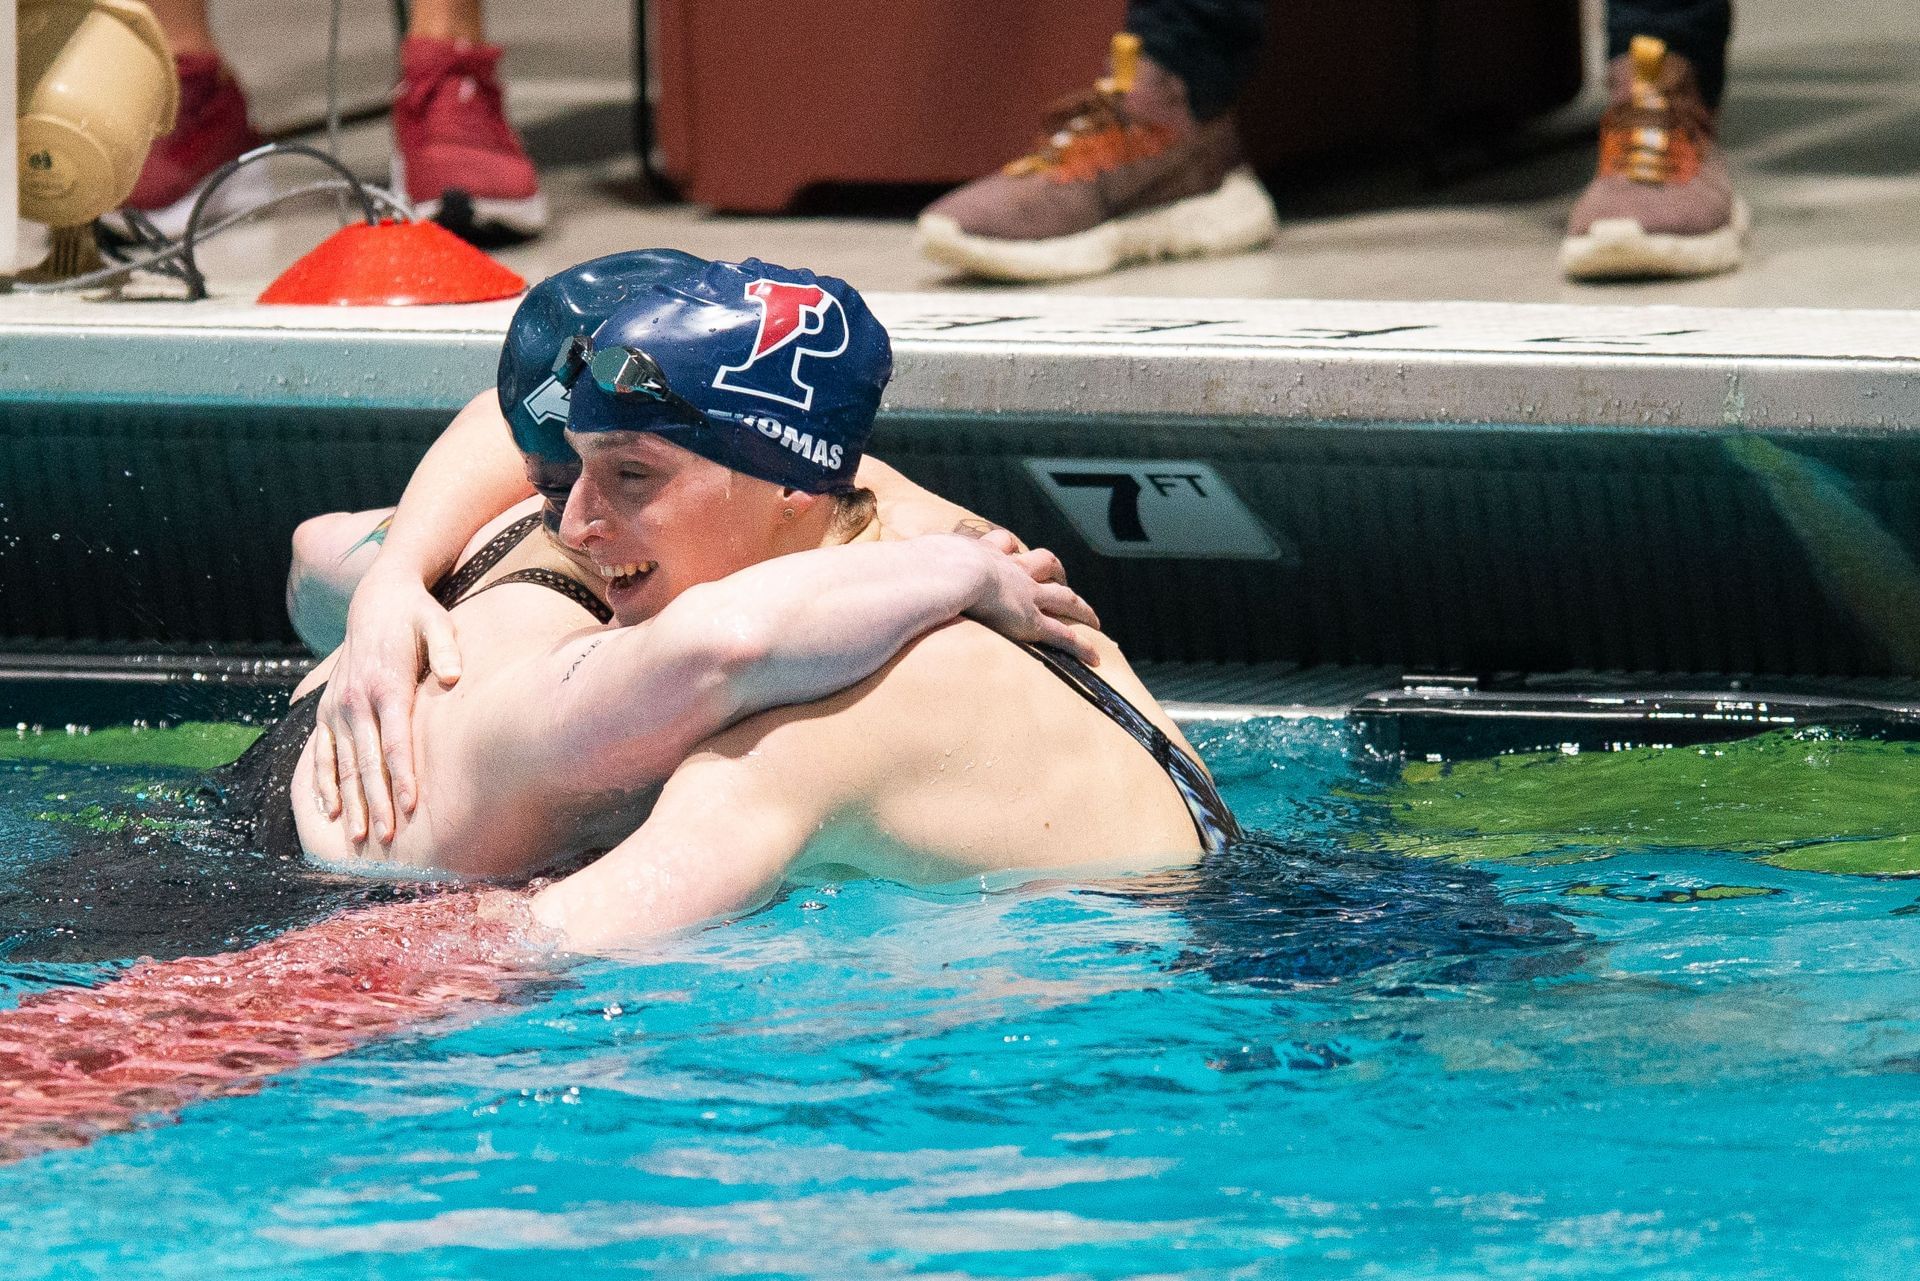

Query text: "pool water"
[3, 712, 1919, 1278]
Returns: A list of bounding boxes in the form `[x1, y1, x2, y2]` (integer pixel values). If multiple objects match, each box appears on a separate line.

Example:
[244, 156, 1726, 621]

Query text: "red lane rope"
[0, 891, 550, 1162]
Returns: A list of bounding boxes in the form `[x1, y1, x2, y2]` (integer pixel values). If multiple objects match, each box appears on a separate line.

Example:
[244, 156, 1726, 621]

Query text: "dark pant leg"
[1125, 0, 1268, 121]
[1608, 0, 1734, 108]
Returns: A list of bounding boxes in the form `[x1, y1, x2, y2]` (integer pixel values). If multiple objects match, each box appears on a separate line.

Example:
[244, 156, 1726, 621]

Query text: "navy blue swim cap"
[563, 257, 891, 494]
[497, 248, 709, 467]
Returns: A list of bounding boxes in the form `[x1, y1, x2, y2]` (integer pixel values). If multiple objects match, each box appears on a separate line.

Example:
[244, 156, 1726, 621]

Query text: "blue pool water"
[4, 714, 1920, 1278]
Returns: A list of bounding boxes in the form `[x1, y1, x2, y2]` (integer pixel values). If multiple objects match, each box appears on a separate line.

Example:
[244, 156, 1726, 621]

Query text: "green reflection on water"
[1365, 729, 1920, 876]
[0, 722, 262, 770]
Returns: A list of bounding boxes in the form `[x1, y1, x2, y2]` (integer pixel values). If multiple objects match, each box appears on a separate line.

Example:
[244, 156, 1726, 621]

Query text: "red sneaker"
[121, 53, 265, 238]
[392, 35, 547, 244]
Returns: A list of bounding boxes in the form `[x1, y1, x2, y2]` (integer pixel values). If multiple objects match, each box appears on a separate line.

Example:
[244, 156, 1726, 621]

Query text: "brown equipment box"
[650, 0, 1584, 214]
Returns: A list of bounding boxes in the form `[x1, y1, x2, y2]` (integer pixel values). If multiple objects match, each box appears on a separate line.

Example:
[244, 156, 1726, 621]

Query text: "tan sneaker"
[916, 33, 1279, 282]
[1561, 36, 1749, 281]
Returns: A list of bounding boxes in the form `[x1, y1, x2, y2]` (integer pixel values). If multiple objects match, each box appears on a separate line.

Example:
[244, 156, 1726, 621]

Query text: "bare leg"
[144, 0, 220, 57]
[407, 0, 485, 43]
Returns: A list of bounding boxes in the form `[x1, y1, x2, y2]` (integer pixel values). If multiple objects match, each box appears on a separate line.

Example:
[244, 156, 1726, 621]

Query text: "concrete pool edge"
[1, 293, 1915, 429]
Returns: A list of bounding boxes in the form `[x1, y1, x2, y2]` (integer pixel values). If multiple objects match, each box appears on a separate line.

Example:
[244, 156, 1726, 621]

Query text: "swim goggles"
[550, 334, 715, 432]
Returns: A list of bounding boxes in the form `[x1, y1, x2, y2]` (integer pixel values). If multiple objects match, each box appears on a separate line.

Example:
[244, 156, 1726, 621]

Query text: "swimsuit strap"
[431, 513, 544, 608]
[463, 568, 614, 624]
[420, 510, 608, 622]
[1019, 642, 1244, 855]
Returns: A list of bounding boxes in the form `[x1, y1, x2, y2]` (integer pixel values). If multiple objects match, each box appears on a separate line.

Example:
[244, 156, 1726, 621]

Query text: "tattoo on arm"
[337, 515, 393, 564]
[953, 517, 1026, 551]
[562, 638, 605, 684]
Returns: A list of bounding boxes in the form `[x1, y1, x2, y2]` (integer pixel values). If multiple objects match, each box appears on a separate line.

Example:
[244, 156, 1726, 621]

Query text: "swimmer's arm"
[370, 391, 534, 591]
[286, 508, 395, 654]
[315, 392, 534, 839]
[528, 726, 830, 951]
[857, 456, 1027, 547]
[521, 535, 1094, 794]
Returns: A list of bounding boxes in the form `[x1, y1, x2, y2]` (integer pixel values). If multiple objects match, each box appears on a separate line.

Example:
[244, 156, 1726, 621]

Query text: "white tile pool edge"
[1, 294, 1914, 429]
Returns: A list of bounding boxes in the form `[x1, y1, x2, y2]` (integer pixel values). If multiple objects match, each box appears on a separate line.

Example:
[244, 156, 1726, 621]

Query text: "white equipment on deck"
[9, 0, 176, 281]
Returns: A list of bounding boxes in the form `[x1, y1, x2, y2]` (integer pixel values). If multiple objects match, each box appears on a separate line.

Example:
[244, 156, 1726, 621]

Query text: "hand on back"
[959, 529, 1102, 666]
[302, 523, 1092, 838]
[311, 567, 463, 843]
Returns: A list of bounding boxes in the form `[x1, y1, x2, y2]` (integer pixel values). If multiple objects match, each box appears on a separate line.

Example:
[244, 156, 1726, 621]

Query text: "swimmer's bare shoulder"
[529, 619, 1202, 952]
[780, 619, 1204, 876]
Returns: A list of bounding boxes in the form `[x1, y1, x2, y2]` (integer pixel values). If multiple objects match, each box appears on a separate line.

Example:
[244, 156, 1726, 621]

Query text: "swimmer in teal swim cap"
[0, 256, 1222, 1168]
[288, 248, 705, 650]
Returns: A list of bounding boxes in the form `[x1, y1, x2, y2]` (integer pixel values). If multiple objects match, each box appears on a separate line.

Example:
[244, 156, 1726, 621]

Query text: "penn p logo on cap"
[714, 279, 851, 411]
[566, 257, 891, 494]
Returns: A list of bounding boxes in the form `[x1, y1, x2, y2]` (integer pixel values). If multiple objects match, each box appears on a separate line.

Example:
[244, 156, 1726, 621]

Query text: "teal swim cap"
[497, 249, 709, 467]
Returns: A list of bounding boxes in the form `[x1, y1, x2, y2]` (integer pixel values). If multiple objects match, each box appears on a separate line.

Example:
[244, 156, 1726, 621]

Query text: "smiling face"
[558, 430, 793, 625]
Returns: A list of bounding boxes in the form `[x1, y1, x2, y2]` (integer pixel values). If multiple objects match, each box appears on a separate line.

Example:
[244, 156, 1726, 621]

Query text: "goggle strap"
[550, 333, 591, 389]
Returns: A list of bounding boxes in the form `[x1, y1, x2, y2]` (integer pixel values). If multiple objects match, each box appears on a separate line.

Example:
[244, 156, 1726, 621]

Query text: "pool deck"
[2, 0, 1913, 419]
[7, 0, 1908, 308]
[2, 0, 1913, 423]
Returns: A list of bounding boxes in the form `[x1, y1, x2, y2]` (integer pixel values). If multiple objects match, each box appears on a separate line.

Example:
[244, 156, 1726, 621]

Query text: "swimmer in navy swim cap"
[549, 257, 894, 621]
[506, 257, 1235, 949]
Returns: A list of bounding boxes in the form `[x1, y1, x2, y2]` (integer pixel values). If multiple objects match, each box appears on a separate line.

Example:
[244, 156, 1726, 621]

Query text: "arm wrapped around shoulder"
[684, 533, 1101, 718]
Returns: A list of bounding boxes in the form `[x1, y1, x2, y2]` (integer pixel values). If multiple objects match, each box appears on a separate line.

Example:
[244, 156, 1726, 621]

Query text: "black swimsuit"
[1020, 643, 1243, 855]
[210, 515, 609, 859]
[9, 517, 606, 962]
